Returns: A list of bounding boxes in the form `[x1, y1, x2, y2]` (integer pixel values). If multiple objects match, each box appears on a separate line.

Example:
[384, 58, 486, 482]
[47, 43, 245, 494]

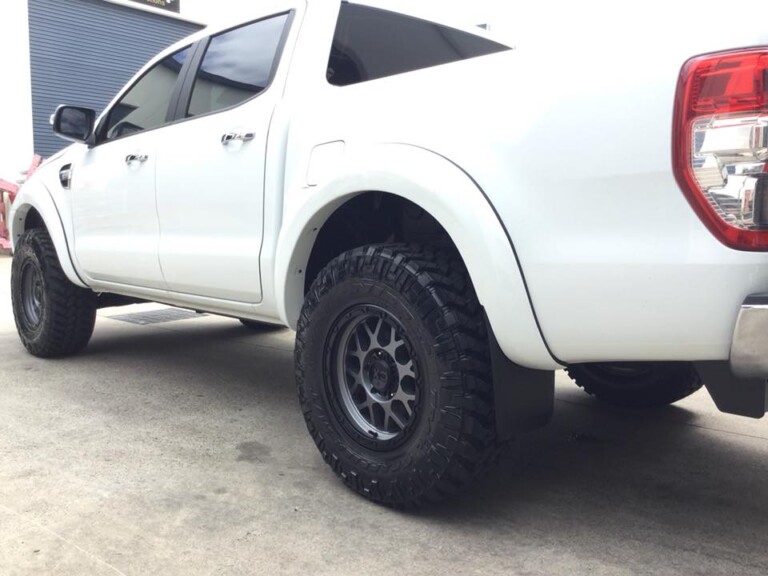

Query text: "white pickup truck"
[8, 0, 768, 506]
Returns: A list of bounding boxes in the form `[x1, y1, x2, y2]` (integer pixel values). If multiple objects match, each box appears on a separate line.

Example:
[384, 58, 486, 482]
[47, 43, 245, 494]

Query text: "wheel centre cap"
[365, 350, 396, 394]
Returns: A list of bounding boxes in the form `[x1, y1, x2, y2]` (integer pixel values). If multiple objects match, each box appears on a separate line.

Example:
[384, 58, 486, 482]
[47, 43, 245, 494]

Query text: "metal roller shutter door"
[28, 0, 201, 158]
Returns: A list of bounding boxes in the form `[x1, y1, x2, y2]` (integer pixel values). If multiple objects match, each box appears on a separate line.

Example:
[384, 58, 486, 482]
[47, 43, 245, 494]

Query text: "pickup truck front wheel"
[566, 362, 703, 407]
[295, 244, 499, 506]
[11, 229, 97, 357]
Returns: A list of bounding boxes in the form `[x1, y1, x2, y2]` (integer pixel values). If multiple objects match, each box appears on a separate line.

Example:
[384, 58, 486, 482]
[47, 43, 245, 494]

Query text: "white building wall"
[0, 0, 34, 181]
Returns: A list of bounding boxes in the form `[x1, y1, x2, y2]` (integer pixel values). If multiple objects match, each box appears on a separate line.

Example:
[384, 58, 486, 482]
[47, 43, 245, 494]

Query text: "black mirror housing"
[52, 105, 96, 144]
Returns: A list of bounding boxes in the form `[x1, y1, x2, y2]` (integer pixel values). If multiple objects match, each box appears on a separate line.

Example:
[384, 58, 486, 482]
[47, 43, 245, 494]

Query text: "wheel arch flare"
[275, 143, 560, 370]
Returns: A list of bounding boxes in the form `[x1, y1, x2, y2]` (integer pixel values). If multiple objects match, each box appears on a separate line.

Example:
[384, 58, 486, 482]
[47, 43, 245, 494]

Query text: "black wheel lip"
[19, 259, 44, 330]
[324, 303, 422, 451]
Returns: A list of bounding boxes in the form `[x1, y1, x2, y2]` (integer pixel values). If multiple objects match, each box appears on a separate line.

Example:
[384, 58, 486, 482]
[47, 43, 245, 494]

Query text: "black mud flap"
[486, 315, 555, 440]
[695, 361, 768, 418]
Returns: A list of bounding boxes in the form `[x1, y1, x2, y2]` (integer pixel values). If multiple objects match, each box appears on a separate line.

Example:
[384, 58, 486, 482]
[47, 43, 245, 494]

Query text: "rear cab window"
[327, 4, 510, 87]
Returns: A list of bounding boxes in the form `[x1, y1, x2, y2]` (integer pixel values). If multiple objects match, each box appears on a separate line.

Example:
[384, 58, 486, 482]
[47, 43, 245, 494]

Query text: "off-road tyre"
[566, 361, 703, 408]
[295, 244, 500, 507]
[11, 229, 96, 357]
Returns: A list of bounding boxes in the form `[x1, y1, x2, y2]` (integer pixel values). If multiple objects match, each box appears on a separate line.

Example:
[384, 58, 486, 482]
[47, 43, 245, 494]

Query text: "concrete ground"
[1, 254, 768, 576]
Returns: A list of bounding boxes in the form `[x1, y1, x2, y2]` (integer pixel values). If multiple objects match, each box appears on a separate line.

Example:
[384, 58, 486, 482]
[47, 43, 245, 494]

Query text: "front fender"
[9, 179, 87, 289]
[274, 144, 561, 370]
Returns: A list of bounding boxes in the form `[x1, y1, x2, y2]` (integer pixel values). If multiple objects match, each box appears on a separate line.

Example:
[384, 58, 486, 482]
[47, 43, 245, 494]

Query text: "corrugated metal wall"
[28, 0, 201, 158]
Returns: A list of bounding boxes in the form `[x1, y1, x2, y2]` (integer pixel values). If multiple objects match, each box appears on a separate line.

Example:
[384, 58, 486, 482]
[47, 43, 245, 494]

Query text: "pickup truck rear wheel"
[11, 229, 96, 357]
[566, 362, 702, 407]
[295, 244, 499, 507]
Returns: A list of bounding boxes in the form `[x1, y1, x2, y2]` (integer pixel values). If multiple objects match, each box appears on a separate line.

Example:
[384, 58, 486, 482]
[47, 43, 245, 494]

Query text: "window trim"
[166, 39, 208, 122]
[172, 10, 296, 124]
[94, 43, 198, 146]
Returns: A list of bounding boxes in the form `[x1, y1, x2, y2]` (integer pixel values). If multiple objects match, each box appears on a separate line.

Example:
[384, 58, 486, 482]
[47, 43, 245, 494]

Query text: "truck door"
[155, 13, 292, 303]
[72, 45, 193, 289]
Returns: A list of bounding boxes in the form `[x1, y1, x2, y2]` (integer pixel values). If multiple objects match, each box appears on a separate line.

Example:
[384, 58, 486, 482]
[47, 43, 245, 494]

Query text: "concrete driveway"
[1, 254, 767, 575]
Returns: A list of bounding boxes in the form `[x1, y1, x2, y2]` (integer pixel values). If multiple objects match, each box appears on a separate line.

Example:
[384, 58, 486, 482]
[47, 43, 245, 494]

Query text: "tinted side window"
[103, 46, 190, 141]
[187, 14, 289, 117]
[328, 5, 510, 87]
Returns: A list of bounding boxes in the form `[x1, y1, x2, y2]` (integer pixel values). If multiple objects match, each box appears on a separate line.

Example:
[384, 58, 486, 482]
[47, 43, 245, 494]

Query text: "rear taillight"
[673, 48, 768, 250]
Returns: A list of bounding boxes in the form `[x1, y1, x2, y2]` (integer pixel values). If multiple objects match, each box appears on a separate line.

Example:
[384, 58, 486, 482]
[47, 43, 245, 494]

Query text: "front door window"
[101, 45, 191, 141]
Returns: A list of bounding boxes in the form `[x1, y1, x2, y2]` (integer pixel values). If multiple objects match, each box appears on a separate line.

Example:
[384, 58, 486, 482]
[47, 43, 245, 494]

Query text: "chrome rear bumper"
[731, 294, 768, 378]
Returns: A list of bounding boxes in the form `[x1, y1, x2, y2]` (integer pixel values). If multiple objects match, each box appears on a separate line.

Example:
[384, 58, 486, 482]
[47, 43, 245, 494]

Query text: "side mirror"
[51, 105, 96, 144]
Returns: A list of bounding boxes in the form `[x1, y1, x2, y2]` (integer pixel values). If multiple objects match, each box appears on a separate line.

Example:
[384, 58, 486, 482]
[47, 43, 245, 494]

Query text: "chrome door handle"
[125, 154, 148, 164]
[221, 132, 255, 145]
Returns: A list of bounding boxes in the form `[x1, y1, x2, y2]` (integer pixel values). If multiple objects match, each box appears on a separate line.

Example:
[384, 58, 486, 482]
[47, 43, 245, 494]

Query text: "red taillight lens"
[673, 48, 768, 250]
[687, 52, 768, 115]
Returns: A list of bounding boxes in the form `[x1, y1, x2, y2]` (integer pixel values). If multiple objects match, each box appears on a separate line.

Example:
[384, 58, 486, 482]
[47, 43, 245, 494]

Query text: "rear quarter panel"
[278, 3, 768, 364]
[454, 7, 768, 362]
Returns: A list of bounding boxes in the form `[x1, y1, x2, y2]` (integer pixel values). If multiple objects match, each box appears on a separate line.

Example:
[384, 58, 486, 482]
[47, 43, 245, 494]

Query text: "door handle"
[221, 132, 255, 145]
[125, 154, 148, 164]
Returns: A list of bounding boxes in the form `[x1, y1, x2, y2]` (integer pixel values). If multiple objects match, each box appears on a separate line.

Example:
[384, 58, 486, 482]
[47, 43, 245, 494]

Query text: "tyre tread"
[11, 229, 96, 357]
[566, 362, 703, 408]
[295, 243, 501, 507]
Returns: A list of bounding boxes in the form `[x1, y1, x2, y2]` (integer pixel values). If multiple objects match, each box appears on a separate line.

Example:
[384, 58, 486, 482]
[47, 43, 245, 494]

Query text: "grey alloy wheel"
[329, 305, 419, 444]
